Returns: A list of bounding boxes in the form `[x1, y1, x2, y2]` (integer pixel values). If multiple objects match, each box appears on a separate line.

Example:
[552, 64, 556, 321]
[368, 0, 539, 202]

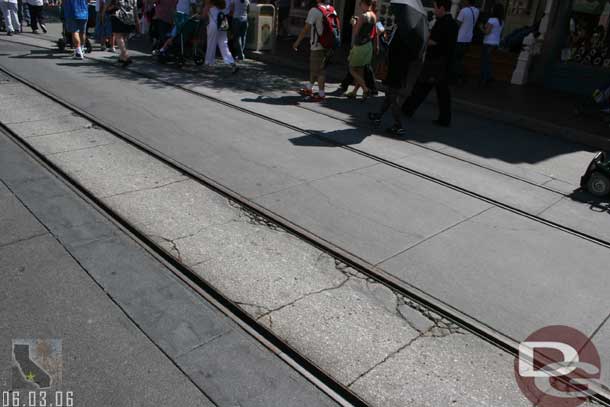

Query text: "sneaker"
[231, 63, 239, 74]
[32, 29, 39, 34]
[305, 93, 325, 102]
[298, 87, 313, 97]
[7, 31, 12, 36]
[40, 24, 47, 33]
[368, 112, 382, 128]
[110, 47, 117, 53]
[386, 124, 405, 136]
[74, 48, 84, 60]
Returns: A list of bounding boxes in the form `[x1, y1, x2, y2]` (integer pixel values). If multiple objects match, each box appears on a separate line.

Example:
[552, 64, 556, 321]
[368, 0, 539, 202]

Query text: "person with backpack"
[480, 3, 504, 86]
[453, 0, 478, 85]
[204, 0, 239, 73]
[292, 0, 340, 102]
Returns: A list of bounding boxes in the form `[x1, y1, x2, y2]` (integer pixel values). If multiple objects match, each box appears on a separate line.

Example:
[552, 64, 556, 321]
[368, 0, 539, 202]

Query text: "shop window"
[562, 0, 610, 69]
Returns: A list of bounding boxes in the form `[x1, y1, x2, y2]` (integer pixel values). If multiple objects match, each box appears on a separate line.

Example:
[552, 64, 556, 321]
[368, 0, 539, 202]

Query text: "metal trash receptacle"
[246, 4, 275, 52]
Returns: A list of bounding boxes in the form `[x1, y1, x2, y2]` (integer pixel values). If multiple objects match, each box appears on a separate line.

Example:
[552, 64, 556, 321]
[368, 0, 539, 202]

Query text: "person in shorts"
[104, 0, 139, 65]
[63, 0, 89, 59]
[292, 0, 335, 102]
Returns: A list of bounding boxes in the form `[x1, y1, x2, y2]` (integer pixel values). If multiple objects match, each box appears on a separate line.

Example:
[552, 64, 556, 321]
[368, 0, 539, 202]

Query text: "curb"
[246, 50, 610, 151]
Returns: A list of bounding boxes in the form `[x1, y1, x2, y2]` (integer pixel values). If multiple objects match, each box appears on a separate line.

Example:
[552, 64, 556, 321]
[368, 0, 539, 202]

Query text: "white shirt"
[176, 0, 193, 14]
[305, 6, 325, 51]
[483, 17, 503, 45]
[456, 6, 479, 44]
[233, 0, 249, 20]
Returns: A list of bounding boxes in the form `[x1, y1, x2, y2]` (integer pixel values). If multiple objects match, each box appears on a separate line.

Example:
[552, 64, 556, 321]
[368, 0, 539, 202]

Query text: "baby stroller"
[56, 3, 94, 53]
[156, 14, 205, 67]
[575, 80, 610, 128]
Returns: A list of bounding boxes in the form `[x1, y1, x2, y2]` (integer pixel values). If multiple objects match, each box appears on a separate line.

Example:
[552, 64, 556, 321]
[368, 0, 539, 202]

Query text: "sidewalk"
[0, 127, 338, 406]
[248, 38, 610, 149]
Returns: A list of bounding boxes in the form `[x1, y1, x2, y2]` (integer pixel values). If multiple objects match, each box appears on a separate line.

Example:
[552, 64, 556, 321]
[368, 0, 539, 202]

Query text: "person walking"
[292, 0, 339, 102]
[0, 0, 20, 35]
[402, 0, 457, 127]
[204, 0, 238, 72]
[480, 3, 504, 86]
[453, 0, 478, 85]
[63, 0, 88, 58]
[231, 0, 249, 60]
[105, 0, 139, 65]
[345, 0, 376, 99]
[26, 0, 46, 33]
[368, 0, 429, 136]
[337, 0, 379, 96]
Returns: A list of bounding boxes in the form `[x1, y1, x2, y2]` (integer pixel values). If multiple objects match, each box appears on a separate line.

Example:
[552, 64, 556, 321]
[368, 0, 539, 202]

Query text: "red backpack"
[316, 5, 341, 50]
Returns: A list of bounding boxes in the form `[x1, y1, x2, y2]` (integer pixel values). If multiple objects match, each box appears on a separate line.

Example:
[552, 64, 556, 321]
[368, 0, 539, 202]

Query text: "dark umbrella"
[389, 0, 429, 62]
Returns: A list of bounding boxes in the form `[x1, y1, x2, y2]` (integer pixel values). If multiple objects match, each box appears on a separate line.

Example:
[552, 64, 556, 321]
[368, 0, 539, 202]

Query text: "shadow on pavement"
[18, 35, 597, 167]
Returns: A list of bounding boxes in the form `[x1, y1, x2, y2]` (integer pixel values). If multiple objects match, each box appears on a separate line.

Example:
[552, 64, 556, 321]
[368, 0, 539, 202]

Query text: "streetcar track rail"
[2, 38, 610, 405]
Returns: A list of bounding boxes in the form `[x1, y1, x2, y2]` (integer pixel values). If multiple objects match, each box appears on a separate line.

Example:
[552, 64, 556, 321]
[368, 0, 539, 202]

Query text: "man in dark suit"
[402, 0, 458, 127]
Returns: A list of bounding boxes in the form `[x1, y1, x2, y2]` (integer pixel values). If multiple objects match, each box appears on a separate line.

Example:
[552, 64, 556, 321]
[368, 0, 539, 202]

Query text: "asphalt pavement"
[1, 28, 609, 399]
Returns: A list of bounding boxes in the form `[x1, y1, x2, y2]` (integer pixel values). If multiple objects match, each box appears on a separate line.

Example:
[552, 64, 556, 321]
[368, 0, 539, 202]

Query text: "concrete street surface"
[0, 23, 608, 407]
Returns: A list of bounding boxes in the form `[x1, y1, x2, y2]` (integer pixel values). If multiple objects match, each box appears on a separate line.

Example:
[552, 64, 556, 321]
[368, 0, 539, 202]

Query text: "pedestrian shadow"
[290, 127, 379, 148]
[242, 94, 304, 106]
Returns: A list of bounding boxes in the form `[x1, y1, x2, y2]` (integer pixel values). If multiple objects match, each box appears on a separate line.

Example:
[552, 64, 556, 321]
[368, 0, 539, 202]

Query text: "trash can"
[246, 4, 275, 52]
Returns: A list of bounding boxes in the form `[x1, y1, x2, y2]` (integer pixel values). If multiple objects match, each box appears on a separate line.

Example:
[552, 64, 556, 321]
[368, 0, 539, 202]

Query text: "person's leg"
[8, 2, 19, 32]
[204, 25, 218, 65]
[1, 2, 14, 33]
[317, 50, 329, 96]
[216, 31, 235, 65]
[435, 80, 451, 125]
[231, 19, 242, 60]
[480, 44, 491, 83]
[116, 33, 129, 59]
[350, 66, 367, 93]
[307, 50, 321, 93]
[27, 4, 36, 30]
[239, 19, 248, 59]
[36, 5, 45, 31]
[364, 65, 377, 93]
[402, 81, 432, 116]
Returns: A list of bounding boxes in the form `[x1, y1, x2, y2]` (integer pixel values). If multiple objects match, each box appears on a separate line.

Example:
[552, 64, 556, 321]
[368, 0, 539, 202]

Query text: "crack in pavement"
[256, 275, 351, 320]
[346, 330, 427, 388]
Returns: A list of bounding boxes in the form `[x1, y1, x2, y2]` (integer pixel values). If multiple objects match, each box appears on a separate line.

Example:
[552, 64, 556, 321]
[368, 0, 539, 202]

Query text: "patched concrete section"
[104, 179, 238, 241]
[50, 142, 187, 197]
[258, 276, 420, 384]
[350, 333, 531, 407]
[26, 127, 116, 155]
[187, 222, 348, 314]
[7, 113, 92, 138]
[0, 102, 70, 124]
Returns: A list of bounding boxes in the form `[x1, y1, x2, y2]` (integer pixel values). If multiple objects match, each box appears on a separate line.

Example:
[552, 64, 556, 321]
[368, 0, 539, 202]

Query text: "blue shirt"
[64, 0, 89, 20]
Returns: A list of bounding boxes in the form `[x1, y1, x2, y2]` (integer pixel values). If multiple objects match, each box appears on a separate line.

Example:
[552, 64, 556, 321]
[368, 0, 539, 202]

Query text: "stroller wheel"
[587, 171, 610, 197]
